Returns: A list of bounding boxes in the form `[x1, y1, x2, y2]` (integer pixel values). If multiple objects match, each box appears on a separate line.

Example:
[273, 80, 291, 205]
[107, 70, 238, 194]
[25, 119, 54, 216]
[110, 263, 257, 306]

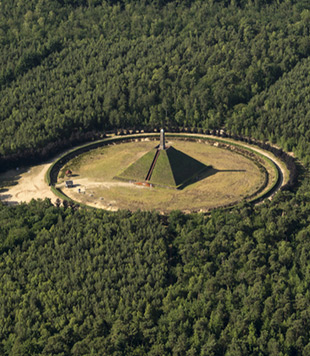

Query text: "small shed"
[65, 180, 73, 188]
[65, 169, 72, 177]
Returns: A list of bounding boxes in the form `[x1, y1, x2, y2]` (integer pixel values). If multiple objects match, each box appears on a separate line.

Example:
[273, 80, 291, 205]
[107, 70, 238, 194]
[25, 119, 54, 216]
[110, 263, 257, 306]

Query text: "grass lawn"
[60, 139, 157, 181]
[59, 138, 272, 212]
[118, 148, 157, 181]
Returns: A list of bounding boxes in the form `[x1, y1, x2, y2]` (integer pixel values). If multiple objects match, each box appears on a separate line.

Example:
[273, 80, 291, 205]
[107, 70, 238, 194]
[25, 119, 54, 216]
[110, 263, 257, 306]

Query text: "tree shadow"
[4, 200, 19, 206]
[0, 168, 28, 204]
[0, 168, 26, 190]
[0, 193, 13, 203]
[0, 181, 19, 188]
[178, 166, 246, 190]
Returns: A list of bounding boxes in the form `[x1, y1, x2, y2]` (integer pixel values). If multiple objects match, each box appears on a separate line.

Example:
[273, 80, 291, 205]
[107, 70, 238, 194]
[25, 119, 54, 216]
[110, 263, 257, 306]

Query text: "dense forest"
[2, 0, 310, 355]
[1, 0, 310, 158]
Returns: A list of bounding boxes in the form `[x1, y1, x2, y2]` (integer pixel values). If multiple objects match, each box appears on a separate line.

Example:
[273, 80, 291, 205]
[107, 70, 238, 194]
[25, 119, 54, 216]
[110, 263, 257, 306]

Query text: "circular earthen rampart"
[46, 133, 286, 212]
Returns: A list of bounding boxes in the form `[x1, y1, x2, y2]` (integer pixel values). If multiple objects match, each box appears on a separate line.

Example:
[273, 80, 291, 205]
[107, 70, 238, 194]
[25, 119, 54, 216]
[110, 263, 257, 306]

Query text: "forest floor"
[0, 134, 288, 210]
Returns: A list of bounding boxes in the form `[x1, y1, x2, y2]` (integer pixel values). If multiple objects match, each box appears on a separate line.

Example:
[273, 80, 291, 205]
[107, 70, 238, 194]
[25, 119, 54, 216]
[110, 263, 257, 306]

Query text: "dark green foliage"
[1, 0, 310, 160]
[2, 0, 310, 355]
[229, 57, 310, 165]
[0, 201, 169, 355]
[1, 195, 310, 354]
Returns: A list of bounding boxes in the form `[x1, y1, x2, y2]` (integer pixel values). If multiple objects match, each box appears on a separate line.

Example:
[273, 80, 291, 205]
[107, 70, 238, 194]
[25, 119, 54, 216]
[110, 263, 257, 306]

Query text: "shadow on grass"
[178, 166, 246, 190]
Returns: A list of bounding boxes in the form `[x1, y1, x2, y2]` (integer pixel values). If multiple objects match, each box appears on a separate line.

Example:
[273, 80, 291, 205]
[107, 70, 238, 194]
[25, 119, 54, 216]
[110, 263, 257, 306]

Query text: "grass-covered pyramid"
[116, 144, 208, 188]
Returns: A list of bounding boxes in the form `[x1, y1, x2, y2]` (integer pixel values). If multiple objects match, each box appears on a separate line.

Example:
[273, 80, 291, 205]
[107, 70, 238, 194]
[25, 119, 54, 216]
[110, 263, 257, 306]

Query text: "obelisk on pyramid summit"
[159, 128, 166, 150]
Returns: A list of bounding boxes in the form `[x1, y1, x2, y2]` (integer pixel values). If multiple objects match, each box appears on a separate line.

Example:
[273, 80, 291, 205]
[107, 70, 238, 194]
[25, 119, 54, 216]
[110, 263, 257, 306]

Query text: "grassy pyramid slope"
[117, 145, 208, 187]
[150, 146, 208, 187]
[149, 149, 176, 186]
[117, 149, 157, 181]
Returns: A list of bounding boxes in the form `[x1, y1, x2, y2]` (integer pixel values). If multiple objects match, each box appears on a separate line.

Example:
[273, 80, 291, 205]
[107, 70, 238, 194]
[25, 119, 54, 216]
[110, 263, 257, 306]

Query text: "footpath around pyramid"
[116, 130, 208, 188]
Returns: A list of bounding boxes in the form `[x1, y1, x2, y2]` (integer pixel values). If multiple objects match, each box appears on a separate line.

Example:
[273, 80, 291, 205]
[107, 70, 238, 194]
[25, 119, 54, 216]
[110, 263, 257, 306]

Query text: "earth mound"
[116, 145, 208, 188]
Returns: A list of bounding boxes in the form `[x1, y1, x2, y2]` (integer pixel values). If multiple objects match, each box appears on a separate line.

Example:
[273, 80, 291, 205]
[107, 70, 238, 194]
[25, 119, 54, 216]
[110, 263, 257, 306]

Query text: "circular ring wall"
[47, 133, 284, 213]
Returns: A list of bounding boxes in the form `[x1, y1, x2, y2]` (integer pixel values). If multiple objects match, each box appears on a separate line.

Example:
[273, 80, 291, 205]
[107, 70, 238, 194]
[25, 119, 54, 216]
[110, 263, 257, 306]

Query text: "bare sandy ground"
[0, 162, 57, 205]
[58, 178, 138, 190]
[60, 178, 150, 211]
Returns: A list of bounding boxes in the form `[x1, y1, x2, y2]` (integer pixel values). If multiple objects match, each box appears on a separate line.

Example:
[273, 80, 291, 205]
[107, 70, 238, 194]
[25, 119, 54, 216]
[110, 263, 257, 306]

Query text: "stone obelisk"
[159, 129, 166, 150]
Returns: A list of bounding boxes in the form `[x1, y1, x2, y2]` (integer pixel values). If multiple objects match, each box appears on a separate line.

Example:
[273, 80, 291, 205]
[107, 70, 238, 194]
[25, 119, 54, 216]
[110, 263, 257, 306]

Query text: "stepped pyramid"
[116, 130, 208, 188]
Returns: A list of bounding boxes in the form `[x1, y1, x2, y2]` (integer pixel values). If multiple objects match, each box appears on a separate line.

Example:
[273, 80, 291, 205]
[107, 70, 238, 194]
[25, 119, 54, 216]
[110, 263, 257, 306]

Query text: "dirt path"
[0, 134, 288, 207]
[58, 178, 144, 191]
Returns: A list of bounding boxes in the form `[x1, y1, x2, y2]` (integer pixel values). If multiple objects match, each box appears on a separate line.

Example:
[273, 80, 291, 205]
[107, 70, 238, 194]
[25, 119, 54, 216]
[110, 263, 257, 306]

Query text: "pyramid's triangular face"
[117, 148, 157, 182]
[151, 147, 207, 187]
[116, 146, 208, 188]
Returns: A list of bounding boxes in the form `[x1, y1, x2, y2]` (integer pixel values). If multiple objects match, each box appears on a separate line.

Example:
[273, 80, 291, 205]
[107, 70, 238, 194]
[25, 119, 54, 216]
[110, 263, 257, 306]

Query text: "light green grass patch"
[118, 148, 157, 181]
[59, 141, 157, 182]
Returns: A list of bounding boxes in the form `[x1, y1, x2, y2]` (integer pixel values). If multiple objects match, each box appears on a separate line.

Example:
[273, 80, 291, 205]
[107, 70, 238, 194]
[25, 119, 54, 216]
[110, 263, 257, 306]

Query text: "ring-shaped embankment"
[46, 133, 284, 213]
